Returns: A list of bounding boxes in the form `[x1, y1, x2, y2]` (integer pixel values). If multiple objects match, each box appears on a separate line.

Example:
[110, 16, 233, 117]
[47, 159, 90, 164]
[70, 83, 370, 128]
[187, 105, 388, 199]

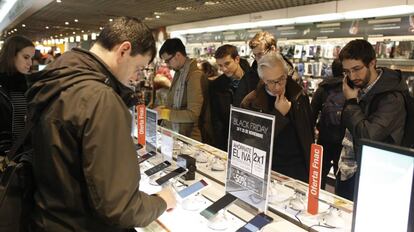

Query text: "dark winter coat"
[342, 67, 407, 155]
[241, 78, 314, 176]
[26, 48, 166, 232]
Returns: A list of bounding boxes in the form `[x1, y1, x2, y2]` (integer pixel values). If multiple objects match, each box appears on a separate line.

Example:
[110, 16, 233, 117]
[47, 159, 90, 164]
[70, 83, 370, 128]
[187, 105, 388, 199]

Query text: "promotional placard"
[226, 106, 275, 212]
[145, 108, 158, 153]
[136, 104, 146, 146]
[307, 143, 324, 215]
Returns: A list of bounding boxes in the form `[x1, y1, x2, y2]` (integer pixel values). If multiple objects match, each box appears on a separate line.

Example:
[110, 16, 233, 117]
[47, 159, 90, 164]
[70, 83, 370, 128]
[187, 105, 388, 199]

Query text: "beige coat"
[163, 59, 204, 141]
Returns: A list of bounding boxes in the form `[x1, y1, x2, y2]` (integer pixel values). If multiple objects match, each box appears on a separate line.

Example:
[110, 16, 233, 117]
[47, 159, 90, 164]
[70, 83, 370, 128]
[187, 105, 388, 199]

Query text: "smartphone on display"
[138, 151, 156, 163]
[155, 167, 187, 185]
[177, 179, 208, 199]
[200, 193, 237, 220]
[346, 75, 355, 89]
[144, 161, 171, 176]
[236, 213, 274, 232]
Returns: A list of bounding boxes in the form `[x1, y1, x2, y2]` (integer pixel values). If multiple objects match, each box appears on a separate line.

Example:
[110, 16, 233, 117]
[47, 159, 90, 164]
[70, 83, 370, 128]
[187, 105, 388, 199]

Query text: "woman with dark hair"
[0, 35, 35, 156]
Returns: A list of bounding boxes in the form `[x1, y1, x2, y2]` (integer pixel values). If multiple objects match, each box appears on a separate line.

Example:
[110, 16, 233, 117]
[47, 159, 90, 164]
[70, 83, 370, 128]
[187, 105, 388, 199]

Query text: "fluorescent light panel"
[171, 4, 414, 35]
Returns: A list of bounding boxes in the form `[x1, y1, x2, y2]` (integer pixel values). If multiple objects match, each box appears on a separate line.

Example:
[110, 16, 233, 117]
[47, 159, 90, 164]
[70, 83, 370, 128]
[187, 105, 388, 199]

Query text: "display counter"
[135, 127, 353, 232]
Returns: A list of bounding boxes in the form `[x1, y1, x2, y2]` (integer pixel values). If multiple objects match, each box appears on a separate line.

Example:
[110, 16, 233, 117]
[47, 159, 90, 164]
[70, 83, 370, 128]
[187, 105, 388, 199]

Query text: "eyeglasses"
[264, 76, 287, 87]
[163, 53, 176, 64]
[251, 48, 271, 60]
[343, 65, 365, 77]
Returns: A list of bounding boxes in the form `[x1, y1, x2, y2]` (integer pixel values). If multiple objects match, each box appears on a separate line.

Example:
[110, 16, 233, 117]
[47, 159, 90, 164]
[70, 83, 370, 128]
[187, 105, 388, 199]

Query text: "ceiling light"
[60, 34, 63, 36]
[45, 26, 49, 29]
[81, 30, 84, 33]
[74, 19, 78, 22]
[65, 22, 69, 25]
[56, 0, 61, 3]
[155, 15, 160, 19]
[144, 17, 155, 21]
[154, 12, 165, 15]
[176, 6, 192, 11]
[72, 31, 76, 34]
[14, 28, 17, 31]
[204, 1, 220, 5]
[109, 18, 113, 22]
[343, 5, 414, 19]
[22, 24, 26, 27]
[295, 13, 343, 24]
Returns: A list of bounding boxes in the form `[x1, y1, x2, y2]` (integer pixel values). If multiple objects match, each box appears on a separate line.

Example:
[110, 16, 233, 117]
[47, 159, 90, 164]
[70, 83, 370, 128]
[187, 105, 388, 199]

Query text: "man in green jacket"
[26, 17, 176, 232]
[157, 38, 205, 141]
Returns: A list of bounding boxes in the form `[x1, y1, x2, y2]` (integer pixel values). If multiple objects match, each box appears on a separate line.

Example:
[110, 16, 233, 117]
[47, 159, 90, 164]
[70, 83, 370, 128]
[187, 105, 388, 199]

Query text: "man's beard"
[354, 68, 371, 89]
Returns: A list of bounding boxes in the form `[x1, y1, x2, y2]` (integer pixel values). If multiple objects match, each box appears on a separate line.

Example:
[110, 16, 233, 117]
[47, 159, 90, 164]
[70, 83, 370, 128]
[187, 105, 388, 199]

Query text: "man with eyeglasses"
[249, 31, 301, 83]
[337, 39, 408, 200]
[157, 38, 205, 141]
[241, 52, 314, 182]
[209, 44, 256, 151]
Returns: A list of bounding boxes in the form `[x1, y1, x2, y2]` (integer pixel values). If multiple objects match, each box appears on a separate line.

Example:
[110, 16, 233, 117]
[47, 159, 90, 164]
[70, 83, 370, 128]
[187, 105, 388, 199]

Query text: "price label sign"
[226, 106, 275, 212]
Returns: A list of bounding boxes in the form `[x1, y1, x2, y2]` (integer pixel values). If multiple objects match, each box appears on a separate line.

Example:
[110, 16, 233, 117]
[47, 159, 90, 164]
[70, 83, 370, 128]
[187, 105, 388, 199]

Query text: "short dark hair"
[339, 39, 376, 67]
[0, 35, 34, 76]
[214, 44, 239, 59]
[96, 16, 156, 63]
[200, 61, 218, 77]
[159, 38, 187, 57]
[331, 59, 343, 77]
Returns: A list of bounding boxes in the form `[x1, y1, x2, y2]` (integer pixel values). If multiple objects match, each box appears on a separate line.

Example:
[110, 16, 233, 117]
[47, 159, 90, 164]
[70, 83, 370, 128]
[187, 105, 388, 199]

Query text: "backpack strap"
[6, 119, 34, 162]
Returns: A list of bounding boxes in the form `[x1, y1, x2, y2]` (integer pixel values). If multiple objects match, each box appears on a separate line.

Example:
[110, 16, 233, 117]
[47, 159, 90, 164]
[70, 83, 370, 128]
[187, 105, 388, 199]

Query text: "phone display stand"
[181, 194, 205, 211]
[288, 192, 306, 211]
[207, 209, 229, 231]
[319, 207, 345, 228]
[268, 181, 295, 204]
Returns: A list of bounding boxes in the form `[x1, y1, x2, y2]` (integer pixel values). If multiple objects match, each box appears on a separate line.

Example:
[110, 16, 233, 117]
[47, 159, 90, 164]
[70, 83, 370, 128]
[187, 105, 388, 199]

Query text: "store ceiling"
[3, 0, 336, 41]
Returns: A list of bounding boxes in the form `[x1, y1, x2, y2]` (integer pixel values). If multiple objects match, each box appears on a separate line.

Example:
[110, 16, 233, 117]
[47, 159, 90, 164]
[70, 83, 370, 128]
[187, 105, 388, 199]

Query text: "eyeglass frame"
[250, 47, 271, 60]
[264, 75, 287, 88]
[163, 52, 176, 64]
[342, 65, 366, 77]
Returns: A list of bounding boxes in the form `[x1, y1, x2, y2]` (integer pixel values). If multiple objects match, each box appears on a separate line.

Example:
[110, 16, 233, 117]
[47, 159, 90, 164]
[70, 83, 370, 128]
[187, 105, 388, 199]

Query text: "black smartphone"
[346, 76, 355, 89]
[144, 161, 171, 176]
[200, 193, 237, 220]
[138, 151, 156, 163]
[236, 213, 274, 232]
[155, 167, 187, 185]
[177, 179, 208, 199]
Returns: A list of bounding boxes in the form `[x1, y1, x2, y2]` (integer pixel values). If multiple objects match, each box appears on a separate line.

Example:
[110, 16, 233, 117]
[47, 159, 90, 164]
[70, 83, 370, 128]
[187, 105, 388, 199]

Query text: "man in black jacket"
[209, 45, 257, 151]
[241, 52, 314, 182]
[337, 39, 408, 200]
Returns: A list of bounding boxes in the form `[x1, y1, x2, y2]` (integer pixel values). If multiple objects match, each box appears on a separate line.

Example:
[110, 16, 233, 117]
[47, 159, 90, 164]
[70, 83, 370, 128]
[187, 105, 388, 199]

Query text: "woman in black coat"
[0, 35, 35, 156]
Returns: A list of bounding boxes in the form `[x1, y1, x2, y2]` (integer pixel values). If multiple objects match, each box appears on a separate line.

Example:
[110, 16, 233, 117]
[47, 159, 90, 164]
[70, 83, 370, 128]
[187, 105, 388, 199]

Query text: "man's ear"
[234, 55, 240, 64]
[116, 41, 132, 62]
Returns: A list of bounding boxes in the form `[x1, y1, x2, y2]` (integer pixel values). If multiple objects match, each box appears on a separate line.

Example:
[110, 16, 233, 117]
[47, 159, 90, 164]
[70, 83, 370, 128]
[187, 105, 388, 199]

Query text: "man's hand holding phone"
[156, 186, 177, 212]
[343, 76, 359, 100]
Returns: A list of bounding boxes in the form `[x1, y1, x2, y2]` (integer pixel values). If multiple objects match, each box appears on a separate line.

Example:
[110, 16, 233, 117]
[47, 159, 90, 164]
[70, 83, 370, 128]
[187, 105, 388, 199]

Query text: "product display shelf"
[144, 127, 354, 232]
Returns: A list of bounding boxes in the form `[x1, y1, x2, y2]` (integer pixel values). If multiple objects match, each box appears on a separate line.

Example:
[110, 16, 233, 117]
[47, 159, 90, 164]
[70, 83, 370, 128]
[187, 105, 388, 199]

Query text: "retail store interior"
[1, 0, 413, 232]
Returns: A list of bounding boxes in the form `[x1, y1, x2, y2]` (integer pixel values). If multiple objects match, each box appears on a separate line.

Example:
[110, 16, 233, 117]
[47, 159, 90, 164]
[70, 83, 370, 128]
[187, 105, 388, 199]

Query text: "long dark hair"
[0, 35, 34, 76]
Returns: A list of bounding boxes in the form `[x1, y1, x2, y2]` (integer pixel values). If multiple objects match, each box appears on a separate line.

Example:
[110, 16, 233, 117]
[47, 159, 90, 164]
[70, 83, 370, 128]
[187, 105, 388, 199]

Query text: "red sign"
[136, 104, 146, 146]
[307, 143, 323, 215]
